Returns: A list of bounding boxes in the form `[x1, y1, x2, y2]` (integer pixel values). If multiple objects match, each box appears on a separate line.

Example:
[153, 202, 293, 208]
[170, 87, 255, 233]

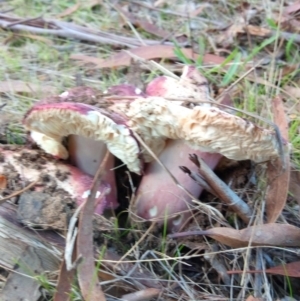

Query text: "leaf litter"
[265, 95, 290, 223]
[0, 0, 300, 300]
[169, 223, 300, 248]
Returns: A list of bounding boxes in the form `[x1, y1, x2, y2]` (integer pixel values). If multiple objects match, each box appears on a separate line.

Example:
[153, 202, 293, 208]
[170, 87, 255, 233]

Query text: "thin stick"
[190, 154, 253, 223]
[6, 15, 43, 28]
[179, 166, 217, 195]
[65, 203, 84, 271]
[0, 180, 39, 204]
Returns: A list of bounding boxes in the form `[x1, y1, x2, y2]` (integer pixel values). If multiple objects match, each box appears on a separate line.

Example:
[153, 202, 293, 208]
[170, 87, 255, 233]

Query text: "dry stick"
[179, 166, 217, 195]
[189, 154, 253, 223]
[121, 288, 161, 301]
[0, 180, 39, 205]
[65, 203, 84, 271]
[0, 14, 174, 48]
[6, 15, 43, 28]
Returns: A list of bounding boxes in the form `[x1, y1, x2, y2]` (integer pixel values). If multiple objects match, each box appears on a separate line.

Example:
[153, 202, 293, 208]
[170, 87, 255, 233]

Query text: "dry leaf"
[266, 96, 290, 223]
[169, 223, 300, 248]
[71, 45, 225, 68]
[0, 80, 56, 96]
[284, 1, 300, 15]
[289, 165, 300, 205]
[284, 85, 300, 98]
[227, 261, 300, 278]
[57, 3, 81, 18]
[0, 175, 7, 190]
[118, 7, 172, 39]
[121, 288, 161, 301]
[53, 258, 76, 301]
[76, 156, 108, 301]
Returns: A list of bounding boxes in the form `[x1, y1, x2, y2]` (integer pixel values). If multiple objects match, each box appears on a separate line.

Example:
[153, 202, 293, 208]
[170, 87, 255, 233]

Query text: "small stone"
[17, 191, 67, 230]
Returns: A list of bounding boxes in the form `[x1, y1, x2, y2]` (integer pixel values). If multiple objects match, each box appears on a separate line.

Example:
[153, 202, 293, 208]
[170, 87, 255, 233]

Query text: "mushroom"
[23, 87, 142, 213]
[23, 70, 289, 226]
[65, 84, 146, 208]
[134, 66, 223, 230]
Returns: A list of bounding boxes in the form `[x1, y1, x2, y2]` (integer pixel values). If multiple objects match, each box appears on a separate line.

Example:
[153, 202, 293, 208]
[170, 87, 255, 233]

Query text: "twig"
[179, 166, 216, 195]
[121, 288, 161, 301]
[0, 14, 176, 48]
[0, 180, 39, 205]
[189, 154, 253, 223]
[6, 15, 42, 28]
[65, 203, 84, 271]
[204, 244, 231, 287]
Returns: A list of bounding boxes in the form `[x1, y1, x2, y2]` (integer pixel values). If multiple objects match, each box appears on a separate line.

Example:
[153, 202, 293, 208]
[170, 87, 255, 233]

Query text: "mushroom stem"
[135, 139, 222, 231]
[68, 135, 118, 211]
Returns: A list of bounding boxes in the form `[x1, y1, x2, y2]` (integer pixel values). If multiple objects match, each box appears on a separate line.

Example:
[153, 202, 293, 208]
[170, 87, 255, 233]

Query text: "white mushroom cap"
[30, 131, 68, 159]
[121, 97, 288, 163]
[23, 102, 142, 174]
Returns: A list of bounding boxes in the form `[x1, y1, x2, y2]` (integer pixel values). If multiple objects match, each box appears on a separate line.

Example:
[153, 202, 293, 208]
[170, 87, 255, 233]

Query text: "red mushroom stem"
[135, 140, 222, 231]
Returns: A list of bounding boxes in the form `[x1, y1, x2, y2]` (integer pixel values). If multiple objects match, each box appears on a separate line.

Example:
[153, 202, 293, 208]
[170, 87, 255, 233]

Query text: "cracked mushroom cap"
[123, 97, 289, 162]
[23, 102, 142, 174]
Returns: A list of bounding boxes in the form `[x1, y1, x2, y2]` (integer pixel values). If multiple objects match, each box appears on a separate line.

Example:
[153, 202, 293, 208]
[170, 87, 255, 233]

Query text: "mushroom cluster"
[22, 66, 289, 231]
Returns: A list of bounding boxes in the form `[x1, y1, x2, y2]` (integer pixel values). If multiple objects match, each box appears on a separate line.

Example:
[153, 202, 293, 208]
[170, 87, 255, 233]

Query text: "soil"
[0, 145, 74, 230]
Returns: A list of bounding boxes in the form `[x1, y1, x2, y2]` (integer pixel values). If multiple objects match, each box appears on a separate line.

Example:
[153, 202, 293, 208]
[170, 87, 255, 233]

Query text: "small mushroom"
[24, 85, 144, 213]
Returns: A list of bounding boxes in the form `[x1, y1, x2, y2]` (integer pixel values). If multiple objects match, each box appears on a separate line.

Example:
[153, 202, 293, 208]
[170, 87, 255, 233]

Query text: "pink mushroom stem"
[68, 135, 118, 212]
[135, 140, 222, 231]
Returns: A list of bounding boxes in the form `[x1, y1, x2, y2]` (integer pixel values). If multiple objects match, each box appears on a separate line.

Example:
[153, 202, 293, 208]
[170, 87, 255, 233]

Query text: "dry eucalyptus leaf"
[266, 96, 290, 223]
[227, 261, 300, 278]
[169, 223, 300, 248]
[0, 175, 7, 190]
[0, 80, 56, 97]
[71, 45, 225, 69]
